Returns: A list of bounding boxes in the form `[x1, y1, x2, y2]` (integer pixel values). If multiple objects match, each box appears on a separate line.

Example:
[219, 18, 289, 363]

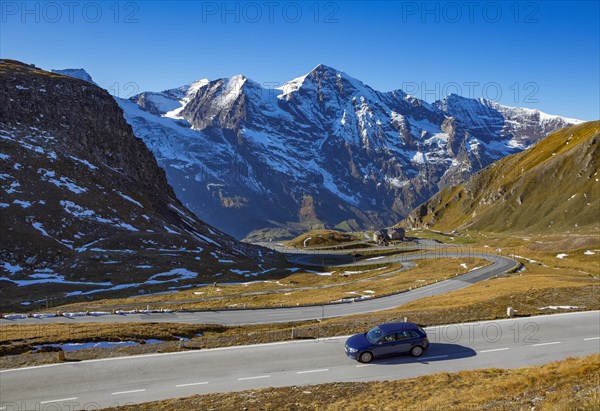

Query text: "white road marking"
[176, 382, 209, 387]
[237, 375, 271, 381]
[584, 337, 600, 341]
[420, 355, 449, 360]
[480, 348, 510, 353]
[112, 389, 146, 395]
[532, 341, 561, 347]
[40, 397, 78, 404]
[297, 368, 329, 374]
[356, 364, 372, 368]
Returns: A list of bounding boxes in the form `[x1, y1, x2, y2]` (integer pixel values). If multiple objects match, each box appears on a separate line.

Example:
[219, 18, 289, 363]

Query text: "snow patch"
[115, 191, 143, 207]
[13, 199, 32, 208]
[31, 221, 51, 237]
[306, 270, 332, 276]
[1, 262, 23, 274]
[509, 254, 538, 263]
[69, 156, 98, 170]
[538, 305, 582, 310]
[278, 73, 309, 99]
[411, 151, 426, 164]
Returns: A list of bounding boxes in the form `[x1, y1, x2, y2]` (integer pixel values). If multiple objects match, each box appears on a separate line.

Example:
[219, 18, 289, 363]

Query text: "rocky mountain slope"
[0, 60, 279, 311]
[119, 64, 581, 240]
[402, 121, 599, 234]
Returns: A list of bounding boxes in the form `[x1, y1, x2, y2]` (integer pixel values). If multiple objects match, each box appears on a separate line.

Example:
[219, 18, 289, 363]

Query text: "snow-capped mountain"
[118, 64, 581, 240]
[0, 60, 278, 310]
[51, 68, 97, 85]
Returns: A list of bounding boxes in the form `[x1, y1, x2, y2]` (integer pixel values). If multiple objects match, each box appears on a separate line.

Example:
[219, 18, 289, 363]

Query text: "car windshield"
[366, 326, 384, 343]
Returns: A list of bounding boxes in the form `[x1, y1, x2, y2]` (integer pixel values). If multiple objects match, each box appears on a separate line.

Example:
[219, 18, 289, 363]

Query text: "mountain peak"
[51, 68, 97, 85]
[308, 64, 354, 81]
[311, 63, 341, 73]
[278, 64, 367, 101]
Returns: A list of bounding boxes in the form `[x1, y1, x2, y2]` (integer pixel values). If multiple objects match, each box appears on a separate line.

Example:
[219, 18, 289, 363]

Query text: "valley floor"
[2, 232, 598, 369]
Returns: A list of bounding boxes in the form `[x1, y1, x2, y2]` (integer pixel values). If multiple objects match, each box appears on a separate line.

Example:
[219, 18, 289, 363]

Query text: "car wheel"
[359, 351, 373, 363]
[410, 346, 424, 357]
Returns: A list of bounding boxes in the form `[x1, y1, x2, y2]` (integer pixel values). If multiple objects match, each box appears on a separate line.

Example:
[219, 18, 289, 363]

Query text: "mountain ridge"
[57, 63, 582, 240]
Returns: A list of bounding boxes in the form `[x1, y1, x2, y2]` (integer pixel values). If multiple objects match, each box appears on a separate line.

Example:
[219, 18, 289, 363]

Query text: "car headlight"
[347, 347, 358, 353]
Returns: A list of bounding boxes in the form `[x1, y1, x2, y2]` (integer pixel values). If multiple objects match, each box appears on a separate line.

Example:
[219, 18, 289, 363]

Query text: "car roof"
[377, 322, 421, 333]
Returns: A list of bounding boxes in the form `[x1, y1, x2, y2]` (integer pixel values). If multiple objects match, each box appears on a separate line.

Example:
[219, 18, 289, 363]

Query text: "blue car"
[345, 322, 429, 363]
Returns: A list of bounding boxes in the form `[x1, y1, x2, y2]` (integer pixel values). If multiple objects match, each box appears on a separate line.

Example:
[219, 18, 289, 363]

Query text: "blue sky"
[2, 1, 598, 119]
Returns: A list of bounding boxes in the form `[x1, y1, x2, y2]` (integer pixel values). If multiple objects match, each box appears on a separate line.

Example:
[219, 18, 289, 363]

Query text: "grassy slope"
[404, 121, 600, 234]
[105, 355, 600, 411]
[285, 229, 362, 248]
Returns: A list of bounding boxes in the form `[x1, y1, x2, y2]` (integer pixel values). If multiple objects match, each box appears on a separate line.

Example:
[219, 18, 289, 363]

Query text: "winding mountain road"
[1, 244, 518, 326]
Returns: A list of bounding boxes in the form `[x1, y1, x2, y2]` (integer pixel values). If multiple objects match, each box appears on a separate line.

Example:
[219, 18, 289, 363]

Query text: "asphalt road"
[0, 249, 518, 326]
[1, 311, 598, 410]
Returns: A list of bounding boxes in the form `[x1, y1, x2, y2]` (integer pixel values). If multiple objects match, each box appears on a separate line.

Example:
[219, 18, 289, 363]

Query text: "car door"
[393, 331, 415, 354]
[373, 332, 398, 357]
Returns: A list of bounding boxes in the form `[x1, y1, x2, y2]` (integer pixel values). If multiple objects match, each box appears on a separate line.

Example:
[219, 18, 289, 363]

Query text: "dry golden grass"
[0, 322, 223, 347]
[396, 261, 597, 313]
[103, 354, 600, 411]
[55, 258, 489, 311]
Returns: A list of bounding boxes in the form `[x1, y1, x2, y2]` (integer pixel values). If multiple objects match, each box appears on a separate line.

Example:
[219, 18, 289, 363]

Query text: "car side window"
[397, 331, 417, 340]
[379, 330, 421, 343]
